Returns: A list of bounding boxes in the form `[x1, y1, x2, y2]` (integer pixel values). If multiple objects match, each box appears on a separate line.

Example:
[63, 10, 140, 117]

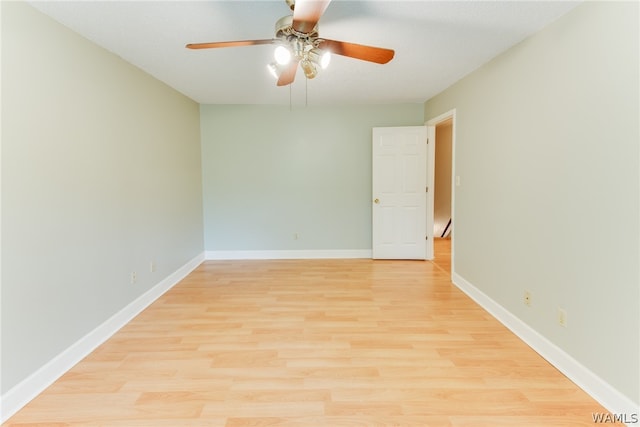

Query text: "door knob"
[374, 198, 380, 204]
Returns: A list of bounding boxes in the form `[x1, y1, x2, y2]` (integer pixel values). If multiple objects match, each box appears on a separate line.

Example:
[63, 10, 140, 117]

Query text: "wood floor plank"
[4, 240, 615, 426]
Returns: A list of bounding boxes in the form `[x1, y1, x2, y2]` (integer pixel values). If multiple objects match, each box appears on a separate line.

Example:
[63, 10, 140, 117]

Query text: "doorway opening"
[434, 118, 453, 239]
[427, 110, 456, 274]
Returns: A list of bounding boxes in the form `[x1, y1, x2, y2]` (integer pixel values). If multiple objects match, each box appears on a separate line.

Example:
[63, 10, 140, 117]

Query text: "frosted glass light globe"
[274, 46, 291, 65]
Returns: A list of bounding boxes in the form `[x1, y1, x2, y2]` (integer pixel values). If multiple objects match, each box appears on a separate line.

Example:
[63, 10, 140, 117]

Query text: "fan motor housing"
[275, 15, 318, 39]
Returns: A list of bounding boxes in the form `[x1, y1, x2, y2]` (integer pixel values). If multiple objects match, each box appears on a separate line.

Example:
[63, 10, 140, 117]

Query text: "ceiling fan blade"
[186, 39, 274, 49]
[292, 0, 332, 34]
[277, 60, 299, 86]
[318, 39, 394, 64]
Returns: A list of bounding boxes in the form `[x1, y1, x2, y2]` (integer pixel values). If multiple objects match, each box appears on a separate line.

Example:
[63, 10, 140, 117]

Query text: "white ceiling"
[28, 0, 580, 106]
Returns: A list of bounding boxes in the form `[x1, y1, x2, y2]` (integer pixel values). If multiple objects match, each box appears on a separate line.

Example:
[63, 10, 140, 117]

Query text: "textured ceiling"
[28, 1, 580, 106]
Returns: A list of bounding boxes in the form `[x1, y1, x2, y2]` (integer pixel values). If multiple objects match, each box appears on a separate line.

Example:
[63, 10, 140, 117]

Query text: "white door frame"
[426, 109, 456, 273]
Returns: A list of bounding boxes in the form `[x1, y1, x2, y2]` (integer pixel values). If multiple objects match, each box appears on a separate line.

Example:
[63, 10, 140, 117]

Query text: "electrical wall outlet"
[150, 261, 156, 273]
[558, 308, 567, 327]
[524, 291, 532, 307]
[130, 271, 137, 284]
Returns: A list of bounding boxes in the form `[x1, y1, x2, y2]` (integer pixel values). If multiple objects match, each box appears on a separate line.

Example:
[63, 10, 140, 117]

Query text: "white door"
[372, 126, 429, 259]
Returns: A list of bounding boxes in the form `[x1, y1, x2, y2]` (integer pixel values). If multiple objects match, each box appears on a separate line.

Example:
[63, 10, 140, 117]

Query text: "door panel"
[372, 126, 428, 259]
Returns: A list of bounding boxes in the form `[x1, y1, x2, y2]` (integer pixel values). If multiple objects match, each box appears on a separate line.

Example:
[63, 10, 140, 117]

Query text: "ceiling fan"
[186, 0, 395, 86]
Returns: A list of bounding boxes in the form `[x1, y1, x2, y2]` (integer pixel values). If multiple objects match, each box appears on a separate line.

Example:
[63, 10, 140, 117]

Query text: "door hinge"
[426, 138, 429, 144]
[426, 186, 429, 193]
[426, 235, 428, 240]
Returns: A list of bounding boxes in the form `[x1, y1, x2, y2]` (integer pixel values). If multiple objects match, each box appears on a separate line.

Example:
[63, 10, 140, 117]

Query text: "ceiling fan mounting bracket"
[275, 15, 318, 40]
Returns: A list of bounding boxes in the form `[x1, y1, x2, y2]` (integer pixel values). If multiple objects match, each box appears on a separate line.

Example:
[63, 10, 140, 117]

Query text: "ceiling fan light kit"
[274, 45, 292, 65]
[266, 62, 282, 79]
[300, 59, 318, 79]
[186, 0, 394, 87]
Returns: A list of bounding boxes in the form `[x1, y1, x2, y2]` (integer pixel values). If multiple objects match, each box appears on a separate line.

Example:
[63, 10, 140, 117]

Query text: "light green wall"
[1, 2, 203, 392]
[201, 104, 424, 251]
[425, 1, 639, 403]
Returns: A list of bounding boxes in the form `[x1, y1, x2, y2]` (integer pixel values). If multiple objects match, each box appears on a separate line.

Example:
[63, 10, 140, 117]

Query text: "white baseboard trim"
[452, 272, 639, 420]
[205, 249, 372, 260]
[0, 252, 205, 424]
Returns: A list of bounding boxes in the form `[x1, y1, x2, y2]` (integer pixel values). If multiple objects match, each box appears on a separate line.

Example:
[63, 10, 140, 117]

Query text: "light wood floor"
[4, 239, 611, 426]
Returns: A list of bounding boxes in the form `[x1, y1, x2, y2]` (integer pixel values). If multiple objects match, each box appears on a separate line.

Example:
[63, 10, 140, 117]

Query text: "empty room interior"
[1, 1, 639, 426]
